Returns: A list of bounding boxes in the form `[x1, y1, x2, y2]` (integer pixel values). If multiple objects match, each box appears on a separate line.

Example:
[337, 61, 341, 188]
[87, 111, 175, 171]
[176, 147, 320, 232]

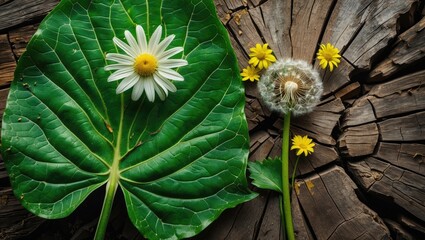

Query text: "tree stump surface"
[0, 0, 425, 239]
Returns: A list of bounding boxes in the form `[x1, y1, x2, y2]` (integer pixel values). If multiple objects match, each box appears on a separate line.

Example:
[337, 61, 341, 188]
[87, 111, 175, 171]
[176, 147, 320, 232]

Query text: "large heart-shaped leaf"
[1, 0, 256, 239]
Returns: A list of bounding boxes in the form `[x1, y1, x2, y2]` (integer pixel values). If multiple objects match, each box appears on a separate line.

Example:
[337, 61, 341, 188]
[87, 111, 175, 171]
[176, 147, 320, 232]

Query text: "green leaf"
[248, 158, 282, 193]
[1, 0, 257, 239]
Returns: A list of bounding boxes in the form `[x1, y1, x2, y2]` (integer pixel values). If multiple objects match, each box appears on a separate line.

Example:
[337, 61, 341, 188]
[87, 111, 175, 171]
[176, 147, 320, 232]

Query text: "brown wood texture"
[1, 0, 425, 239]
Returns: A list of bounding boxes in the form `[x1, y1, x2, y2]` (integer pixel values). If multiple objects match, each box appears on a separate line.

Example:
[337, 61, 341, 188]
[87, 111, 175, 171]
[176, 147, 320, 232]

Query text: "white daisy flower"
[104, 25, 188, 102]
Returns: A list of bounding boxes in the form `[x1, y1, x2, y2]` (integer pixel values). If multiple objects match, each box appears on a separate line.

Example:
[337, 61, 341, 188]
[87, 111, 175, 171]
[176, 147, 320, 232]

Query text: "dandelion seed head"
[258, 59, 323, 116]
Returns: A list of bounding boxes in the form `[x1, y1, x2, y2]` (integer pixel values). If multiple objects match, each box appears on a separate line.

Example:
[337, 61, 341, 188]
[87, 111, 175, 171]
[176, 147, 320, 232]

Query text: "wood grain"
[0, 34, 15, 86]
[369, 16, 425, 82]
[296, 166, 390, 239]
[349, 157, 425, 222]
[343, 0, 417, 69]
[338, 123, 379, 157]
[0, 0, 425, 239]
[0, 0, 59, 31]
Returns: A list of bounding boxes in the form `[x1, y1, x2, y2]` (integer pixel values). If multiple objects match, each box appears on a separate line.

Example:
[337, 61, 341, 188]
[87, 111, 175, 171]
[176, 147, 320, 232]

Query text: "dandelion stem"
[282, 112, 295, 240]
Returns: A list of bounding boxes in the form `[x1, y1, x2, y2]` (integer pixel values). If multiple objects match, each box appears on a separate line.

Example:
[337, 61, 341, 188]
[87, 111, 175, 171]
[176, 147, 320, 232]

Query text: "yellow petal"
[263, 61, 268, 69]
[249, 58, 259, 66]
[320, 60, 328, 69]
[266, 55, 276, 62]
[258, 61, 264, 70]
[296, 149, 303, 156]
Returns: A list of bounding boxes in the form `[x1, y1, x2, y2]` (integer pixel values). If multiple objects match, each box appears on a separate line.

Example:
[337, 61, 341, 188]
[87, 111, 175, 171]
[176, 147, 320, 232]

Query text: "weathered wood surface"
[0, 0, 59, 31]
[295, 166, 389, 240]
[1, 0, 425, 239]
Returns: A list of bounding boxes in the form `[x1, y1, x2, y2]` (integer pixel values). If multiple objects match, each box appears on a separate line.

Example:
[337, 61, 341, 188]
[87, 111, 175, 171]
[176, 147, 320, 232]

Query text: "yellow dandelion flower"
[316, 43, 341, 72]
[290, 135, 315, 156]
[248, 43, 276, 70]
[241, 65, 261, 82]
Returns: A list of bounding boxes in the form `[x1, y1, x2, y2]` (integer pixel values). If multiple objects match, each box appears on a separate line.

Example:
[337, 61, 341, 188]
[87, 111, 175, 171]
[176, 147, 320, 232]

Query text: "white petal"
[157, 67, 184, 81]
[148, 25, 162, 53]
[158, 47, 183, 60]
[136, 25, 148, 52]
[106, 53, 134, 64]
[131, 80, 144, 101]
[125, 30, 140, 54]
[107, 67, 134, 82]
[116, 75, 139, 94]
[104, 63, 132, 71]
[144, 77, 155, 102]
[153, 73, 177, 92]
[113, 36, 138, 58]
[153, 35, 174, 56]
[158, 59, 188, 68]
[153, 82, 166, 101]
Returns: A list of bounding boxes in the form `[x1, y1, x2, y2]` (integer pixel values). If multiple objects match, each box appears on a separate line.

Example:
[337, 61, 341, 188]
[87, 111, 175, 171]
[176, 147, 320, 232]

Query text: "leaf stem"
[282, 113, 295, 240]
[94, 170, 119, 239]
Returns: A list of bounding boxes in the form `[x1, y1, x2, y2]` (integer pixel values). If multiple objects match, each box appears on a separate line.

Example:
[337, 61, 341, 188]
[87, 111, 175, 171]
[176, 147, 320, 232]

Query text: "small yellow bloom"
[290, 135, 315, 156]
[248, 43, 276, 70]
[241, 65, 261, 82]
[316, 43, 341, 72]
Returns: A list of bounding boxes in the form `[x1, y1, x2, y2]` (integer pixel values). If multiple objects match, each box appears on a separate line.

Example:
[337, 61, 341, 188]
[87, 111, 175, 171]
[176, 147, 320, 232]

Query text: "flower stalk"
[257, 58, 322, 240]
[281, 112, 295, 240]
[248, 44, 326, 240]
[291, 156, 301, 192]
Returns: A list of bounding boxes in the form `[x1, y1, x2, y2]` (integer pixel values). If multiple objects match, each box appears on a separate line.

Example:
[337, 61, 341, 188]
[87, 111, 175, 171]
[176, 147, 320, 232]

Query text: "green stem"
[279, 195, 286, 240]
[291, 156, 301, 191]
[282, 113, 295, 240]
[94, 172, 119, 239]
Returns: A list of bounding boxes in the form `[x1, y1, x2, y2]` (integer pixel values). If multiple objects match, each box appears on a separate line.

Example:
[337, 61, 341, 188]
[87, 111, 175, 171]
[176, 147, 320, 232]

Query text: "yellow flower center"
[298, 142, 308, 150]
[134, 53, 157, 76]
[256, 50, 266, 60]
[322, 50, 334, 61]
